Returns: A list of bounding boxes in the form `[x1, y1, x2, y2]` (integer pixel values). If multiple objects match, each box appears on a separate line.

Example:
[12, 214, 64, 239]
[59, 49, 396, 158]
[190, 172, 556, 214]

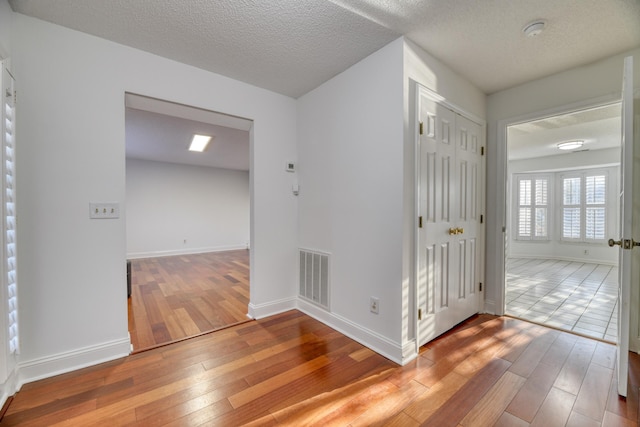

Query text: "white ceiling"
[9, 0, 639, 169]
[508, 103, 621, 161]
[9, 0, 640, 98]
[125, 95, 250, 171]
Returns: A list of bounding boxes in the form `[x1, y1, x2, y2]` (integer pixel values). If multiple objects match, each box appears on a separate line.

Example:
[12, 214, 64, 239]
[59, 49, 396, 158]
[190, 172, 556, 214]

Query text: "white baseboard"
[18, 337, 131, 387]
[484, 299, 498, 315]
[508, 254, 617, 267]
[296, 299, 406, 365]
[0, 368, 19, 411]
[248, 297, 297, 319]
[127, 245, 247, 260]
[402, 339, 419, 365]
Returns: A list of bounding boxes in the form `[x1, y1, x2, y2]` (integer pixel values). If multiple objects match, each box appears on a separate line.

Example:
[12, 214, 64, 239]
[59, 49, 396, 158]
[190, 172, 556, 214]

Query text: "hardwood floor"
[4, 310, 639, 426]
[128, 250, 250, 351]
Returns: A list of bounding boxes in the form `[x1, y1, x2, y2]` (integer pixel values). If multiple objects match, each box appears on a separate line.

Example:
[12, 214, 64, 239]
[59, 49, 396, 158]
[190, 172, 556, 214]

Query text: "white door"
[417, 87, 483, 346]
[610, 55, 636, 397]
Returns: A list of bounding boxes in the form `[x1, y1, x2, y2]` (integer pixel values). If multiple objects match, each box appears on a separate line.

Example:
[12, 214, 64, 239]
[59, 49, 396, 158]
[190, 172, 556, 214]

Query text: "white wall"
[0, 0, 16, 407]
[507, 149, 619, 264]
[485, 48, 640, 315]
[297, 37, 486, 364]
[0, 0, 10, 58]
[402, 39, 486, 356]
[126, 159, 249, 258]
[297, 38, 405, 361]
[12, 13, 297, 384]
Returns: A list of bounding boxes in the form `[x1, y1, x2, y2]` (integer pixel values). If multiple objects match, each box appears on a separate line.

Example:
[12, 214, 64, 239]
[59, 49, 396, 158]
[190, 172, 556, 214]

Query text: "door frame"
[492, 93, 631, 322]
[413, 82, 486, 350]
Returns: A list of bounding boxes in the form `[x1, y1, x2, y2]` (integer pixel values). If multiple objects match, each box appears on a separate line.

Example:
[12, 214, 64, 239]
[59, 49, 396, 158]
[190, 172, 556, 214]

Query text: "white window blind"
[561, 172, 607, 242]
[515, 175, 549, 240]
[3, 67, 18, 355]
[562, 177, 581, 239]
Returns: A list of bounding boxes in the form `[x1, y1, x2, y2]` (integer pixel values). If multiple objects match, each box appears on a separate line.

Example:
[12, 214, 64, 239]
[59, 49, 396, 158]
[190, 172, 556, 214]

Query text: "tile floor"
[505, 257, 618, 342]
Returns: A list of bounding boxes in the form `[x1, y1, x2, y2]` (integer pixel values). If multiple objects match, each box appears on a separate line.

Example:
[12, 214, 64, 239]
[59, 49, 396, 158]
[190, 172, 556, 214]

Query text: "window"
[561, 172, 607, 242]
[2, 65, 17, 355]
[0, 60, 18, 383]
[515, 175, 550, 240]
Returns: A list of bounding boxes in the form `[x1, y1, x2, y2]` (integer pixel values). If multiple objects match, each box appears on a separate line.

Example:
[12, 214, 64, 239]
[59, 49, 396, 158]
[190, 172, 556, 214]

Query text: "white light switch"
[90, 202, 120, 219]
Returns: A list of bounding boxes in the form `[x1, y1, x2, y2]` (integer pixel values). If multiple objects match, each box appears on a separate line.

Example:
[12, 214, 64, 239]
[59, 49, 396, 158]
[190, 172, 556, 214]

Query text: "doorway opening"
[124, 93, 253, 352]
[504, 103, 621, 342]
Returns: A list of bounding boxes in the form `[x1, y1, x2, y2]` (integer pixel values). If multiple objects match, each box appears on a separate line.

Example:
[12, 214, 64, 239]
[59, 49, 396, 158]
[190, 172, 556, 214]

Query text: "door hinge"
[479, 282, 483, 292]
[418, 308, 422, 320]
[418, 216, 423, 228]
[480, 214, 484, 224]
[419, 121, 424, 135]
[481, 146, 485, 156]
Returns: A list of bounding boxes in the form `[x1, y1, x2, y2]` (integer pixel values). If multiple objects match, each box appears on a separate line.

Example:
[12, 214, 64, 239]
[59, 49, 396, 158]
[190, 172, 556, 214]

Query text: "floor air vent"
[299, 249, 330, 309]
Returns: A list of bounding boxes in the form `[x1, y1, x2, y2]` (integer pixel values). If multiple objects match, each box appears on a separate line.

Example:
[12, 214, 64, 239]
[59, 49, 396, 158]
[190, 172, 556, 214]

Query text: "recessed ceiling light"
[189, 134, 212, 152]
[557, 140, 584, 150]
[523, 20, 546, 37]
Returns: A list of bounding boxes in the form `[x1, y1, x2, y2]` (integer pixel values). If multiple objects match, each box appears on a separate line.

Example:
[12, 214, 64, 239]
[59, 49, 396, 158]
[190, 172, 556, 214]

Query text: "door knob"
[456, 227, 464, 235]
[608, 238, 640, 248]
[448, 227, 458, 235]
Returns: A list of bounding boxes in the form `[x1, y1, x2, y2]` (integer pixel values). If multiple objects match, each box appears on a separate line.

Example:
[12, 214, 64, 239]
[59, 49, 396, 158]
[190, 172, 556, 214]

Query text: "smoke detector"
[523, 20, 546, 37]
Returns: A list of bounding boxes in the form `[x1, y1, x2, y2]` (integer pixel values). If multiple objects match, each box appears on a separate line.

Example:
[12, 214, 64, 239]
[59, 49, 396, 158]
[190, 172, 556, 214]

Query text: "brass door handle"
[609, 238, 640, 249]
[456, 227, 464, 235]
[448, 227, 458, 235]
[608, 238, 621, 247]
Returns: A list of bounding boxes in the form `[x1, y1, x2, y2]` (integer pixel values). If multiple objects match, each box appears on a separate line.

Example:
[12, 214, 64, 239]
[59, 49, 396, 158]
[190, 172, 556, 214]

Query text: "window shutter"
[3, 67, 18, 355]
[585, 174, 606, 241]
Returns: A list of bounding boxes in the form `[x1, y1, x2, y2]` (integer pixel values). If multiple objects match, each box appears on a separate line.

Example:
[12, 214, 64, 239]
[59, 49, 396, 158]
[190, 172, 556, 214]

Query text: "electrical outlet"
[370, 297, 380, 314]
[89, 202, 119, 219]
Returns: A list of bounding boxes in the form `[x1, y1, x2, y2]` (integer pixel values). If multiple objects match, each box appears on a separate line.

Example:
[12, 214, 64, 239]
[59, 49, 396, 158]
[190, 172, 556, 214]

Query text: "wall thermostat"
[285, 161, 296, 172]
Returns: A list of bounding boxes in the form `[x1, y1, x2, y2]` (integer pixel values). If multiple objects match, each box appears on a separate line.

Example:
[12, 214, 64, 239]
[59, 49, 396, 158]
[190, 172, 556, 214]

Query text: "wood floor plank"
[602, 410, 638, 427]
[506, 362, 562, 422]
[530, 386, 576, 426]
[460, 371, 526, 426]
[5, 312, 639, 427]
[554, 337, 597, 395]
[348, 380, 425, 426]
[129, 250, 251, 351]
[508, 328, 559, 378]
[573, 362, 614, 422]
[494, 411, 530, 427]
[421, 358, 512, 426]
[566, 411, 602, 427]
[402, 370, 468, 422]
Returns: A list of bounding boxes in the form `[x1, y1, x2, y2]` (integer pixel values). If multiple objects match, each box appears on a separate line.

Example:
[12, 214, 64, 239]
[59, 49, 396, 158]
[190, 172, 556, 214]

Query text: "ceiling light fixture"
[189, 134, 212, 152]
[523, 20, 546, 37]
[557, 140, 584, 150]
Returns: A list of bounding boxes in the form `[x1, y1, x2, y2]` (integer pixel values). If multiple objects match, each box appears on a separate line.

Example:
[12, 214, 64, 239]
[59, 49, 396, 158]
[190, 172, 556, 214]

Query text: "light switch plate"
[90, 202, 120, 219]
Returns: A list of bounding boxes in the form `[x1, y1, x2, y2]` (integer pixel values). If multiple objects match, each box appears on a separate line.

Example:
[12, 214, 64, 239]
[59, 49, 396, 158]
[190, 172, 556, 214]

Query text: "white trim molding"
[0, 368, 19, 411]
[297, 299, 409, 365]
[127, 245, 247, 260]
[247, 297, 297, 319]
[17, 337, 131, 387]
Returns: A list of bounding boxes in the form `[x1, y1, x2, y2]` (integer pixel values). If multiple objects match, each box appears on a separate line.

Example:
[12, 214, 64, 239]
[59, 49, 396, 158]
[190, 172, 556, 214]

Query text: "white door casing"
[417, 86, 484, 347]
[611, 55, 636, 398]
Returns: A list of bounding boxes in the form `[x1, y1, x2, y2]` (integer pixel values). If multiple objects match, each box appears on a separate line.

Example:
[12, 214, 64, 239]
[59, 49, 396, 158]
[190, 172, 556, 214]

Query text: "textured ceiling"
[125, 107, 250, 171]
[9, 0, 640, 98]
[508, 103, 621, 161]
[9, 0, 637, 170]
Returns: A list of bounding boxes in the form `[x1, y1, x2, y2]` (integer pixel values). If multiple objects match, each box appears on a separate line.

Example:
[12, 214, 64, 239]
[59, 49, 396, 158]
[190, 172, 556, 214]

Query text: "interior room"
[504, 103, 621, 341]
[125, 94, 251, 351]
[0, 0, 639, 425]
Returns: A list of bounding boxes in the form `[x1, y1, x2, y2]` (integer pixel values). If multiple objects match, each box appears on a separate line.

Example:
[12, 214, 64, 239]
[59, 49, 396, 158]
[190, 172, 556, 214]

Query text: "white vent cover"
[299, 249, 330, 309]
